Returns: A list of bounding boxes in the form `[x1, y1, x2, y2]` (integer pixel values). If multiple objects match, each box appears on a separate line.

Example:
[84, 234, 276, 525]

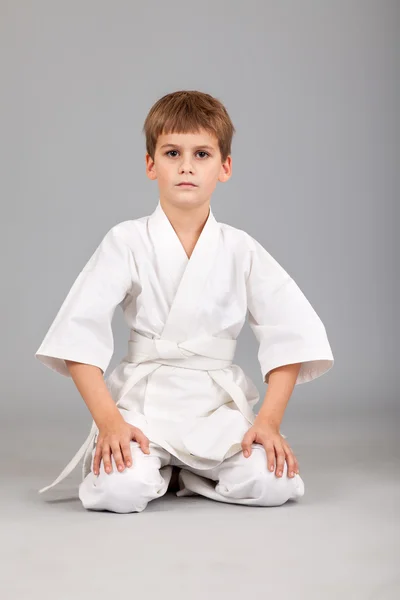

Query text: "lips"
[177, 183, 197, 186]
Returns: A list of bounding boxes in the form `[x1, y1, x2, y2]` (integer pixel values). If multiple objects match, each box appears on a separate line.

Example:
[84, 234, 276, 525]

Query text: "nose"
[178, 154, 195, 174]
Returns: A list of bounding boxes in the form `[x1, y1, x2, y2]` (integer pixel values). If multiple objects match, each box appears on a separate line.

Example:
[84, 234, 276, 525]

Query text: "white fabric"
[38, 330, 254, 494]
[79, 437, 305, 513]
[35, 199, 334, 495]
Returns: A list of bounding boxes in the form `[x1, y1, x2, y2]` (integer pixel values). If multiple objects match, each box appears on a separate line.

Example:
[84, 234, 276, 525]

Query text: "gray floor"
[2, 409, 399, 600]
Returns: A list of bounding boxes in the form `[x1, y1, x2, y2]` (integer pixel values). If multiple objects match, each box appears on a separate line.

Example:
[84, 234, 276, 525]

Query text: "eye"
[164, 150, 210, 158]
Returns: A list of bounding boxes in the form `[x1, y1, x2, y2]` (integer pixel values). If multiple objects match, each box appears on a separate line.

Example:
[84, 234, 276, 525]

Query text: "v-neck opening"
[148, 200, 221, 342]
[159, 201, 211, 263]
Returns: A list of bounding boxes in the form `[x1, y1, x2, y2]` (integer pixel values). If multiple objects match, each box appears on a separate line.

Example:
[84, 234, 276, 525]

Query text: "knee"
[218, 446, 305, 507]
[79, 461, 164, 513]
[249, 467, 305, 507]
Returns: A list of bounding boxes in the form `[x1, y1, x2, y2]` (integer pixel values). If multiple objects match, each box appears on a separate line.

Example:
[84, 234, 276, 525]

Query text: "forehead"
[157, 129, 218, 149]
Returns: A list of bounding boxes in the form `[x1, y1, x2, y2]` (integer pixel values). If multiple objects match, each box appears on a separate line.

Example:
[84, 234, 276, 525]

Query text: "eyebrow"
[160, 143, 215, 151]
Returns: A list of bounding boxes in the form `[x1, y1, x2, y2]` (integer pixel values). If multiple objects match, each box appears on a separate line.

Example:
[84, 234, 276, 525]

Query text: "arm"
[242, 361, 302, 478]
[65, 360, 149, 475]
[35, 227, 136, 378]
[255, 362, 302, 428]
[242, 234, 333, 477]
[245, 233, 334, 387]
[35, 227, 149, 478]
[65, 360, 124, 429]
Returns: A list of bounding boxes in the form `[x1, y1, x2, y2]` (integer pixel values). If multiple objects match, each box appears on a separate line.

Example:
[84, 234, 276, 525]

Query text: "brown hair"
[142, 90, 236, 163]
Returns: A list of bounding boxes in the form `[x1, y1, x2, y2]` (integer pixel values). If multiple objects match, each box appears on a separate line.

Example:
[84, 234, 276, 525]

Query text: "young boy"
[35, 90, 334, 513]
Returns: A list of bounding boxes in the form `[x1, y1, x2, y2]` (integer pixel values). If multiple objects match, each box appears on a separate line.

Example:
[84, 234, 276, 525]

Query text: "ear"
[218, 155, 232, 183]
[145, 153, 157, 181]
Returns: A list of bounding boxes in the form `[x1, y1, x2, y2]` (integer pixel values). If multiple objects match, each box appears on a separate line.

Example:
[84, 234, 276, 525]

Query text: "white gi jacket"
[35, 200, 334, 493]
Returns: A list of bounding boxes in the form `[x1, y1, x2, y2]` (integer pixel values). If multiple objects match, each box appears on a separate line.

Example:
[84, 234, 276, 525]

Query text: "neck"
[159, 199, 210, 237]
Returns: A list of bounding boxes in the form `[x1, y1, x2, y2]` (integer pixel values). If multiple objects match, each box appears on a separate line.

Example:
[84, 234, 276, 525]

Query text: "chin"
[165, 193, 208, 210]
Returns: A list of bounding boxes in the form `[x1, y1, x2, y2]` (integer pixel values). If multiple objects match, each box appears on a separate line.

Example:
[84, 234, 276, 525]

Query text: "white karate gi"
[35, 200, 334, 511]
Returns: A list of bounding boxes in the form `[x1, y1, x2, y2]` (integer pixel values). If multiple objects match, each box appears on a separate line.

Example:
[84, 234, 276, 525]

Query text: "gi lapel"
[148, 199, 220, 342]
[161, 207, 220, 341]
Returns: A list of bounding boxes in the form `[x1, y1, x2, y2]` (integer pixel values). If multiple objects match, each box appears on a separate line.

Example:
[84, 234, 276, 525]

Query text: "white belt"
[38, 331, 255, 494]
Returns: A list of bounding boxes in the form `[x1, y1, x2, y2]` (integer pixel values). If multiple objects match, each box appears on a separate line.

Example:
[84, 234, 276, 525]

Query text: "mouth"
[177, 183, 197, 187]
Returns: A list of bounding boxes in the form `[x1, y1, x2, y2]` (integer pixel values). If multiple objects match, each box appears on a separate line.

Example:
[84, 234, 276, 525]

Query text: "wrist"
[96, 410, 124, 432]
[254, 414, 281, 430]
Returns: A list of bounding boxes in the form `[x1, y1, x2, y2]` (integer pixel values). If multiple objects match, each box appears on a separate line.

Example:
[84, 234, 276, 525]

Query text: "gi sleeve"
[35, 226, 135, 378]
[245, 234, 334, 385]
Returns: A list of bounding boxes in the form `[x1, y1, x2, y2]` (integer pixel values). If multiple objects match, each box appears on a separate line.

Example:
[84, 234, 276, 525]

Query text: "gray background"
[1, 1, 398, 599]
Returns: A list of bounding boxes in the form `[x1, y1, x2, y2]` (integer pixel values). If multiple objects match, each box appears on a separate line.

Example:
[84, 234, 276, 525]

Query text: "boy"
[35, 90, 334, 512]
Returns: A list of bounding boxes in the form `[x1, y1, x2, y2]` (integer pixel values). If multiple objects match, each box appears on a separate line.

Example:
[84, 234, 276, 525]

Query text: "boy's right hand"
[93, 419, 150, 476]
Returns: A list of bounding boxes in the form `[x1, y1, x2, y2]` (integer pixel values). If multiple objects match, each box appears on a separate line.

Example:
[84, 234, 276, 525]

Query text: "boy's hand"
[93, 419, 150, 476]
[241, 419, 300, 478]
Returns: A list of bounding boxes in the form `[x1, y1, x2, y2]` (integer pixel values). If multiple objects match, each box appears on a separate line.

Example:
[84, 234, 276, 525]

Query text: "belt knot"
[153, 339, 193, 360]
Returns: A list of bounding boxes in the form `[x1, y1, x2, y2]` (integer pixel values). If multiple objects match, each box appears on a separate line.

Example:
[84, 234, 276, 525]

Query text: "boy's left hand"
[241, 420, 300, 478]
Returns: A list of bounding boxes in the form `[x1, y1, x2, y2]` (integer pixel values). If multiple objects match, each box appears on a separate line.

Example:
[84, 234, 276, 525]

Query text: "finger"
[93, 441, 103, 476]
[241, 432, 254, 458]
[120, 441, 133, 467]
[110, 440, 125, 472]
[284, 444, 300, 475]
[285, 450, 297, 478]
[275, 446, 286, 477]
[102, 444, 112, 474]
[264, 442, 275, 472]
[281, 443, 296, 477]
[135, 431, 150, 454]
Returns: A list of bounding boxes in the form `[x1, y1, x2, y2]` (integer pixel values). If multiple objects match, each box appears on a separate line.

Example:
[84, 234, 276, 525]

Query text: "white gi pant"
[79, 439, 305, 513]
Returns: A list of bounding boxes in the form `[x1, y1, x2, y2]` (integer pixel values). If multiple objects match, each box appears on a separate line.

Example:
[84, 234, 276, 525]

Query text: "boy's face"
[145, 129, 232, 210]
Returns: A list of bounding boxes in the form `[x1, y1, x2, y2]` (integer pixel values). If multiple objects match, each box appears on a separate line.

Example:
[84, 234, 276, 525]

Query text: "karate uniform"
[35, 200, 334, 511]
